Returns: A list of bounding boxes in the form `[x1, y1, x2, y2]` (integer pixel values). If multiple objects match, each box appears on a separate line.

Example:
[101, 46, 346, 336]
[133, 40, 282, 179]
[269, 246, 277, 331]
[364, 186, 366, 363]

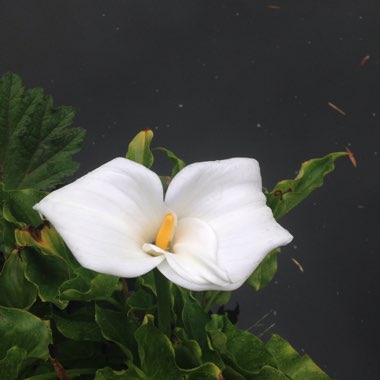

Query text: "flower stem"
[153, 268, 172, 336]
[203, 291, 222, 312]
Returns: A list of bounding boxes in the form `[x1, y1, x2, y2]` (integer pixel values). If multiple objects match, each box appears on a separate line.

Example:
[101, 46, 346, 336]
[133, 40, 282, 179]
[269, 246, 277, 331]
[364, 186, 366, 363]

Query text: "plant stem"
[153, 268, 172, 336]
[203, 291, 222, 313]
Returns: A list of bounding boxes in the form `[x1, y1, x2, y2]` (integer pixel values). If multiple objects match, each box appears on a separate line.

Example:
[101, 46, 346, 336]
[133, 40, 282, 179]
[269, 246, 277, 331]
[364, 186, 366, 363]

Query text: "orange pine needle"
[360, 54, 370, 67]
[291, 258, 304, 273]
[345, 147, 357, 168]
[328, 102, 346, 116]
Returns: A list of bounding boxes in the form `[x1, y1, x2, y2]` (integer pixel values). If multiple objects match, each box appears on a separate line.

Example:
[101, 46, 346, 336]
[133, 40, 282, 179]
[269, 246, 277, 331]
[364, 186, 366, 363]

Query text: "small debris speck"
[101, 13, 106, 17]
[256, 123, 262, 128]
[178, 104, 184, 108]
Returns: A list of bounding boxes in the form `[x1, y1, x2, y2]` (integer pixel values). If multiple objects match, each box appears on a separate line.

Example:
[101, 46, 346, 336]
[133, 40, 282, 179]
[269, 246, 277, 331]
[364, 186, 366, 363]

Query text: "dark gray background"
[1, 1, 379, 378]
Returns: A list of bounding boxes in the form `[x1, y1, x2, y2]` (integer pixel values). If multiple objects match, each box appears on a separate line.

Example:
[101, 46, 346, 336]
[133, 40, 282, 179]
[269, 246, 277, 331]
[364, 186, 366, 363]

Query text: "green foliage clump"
[0, 73, 348, 379]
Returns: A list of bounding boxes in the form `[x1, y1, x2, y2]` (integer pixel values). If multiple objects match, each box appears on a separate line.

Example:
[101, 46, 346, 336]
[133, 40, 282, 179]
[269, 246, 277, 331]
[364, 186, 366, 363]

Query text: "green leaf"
[1, 219, 17, 256]
[174, 286, 223, 366]
[246, 249, 280, 291]
[2, 189, 46, 226]
[266, 334, 332, 380]
[137, 271, 157, 295]
[203, 290, 231, 311]
[21, 248, 70, 309]
[135, 315, 222, 379]
[53, 340, 114, 370]
[59, 267, 121, 303]
[172, 335, 203, 369]
[53, 303, 103, 342]
[267, 152, 348, 220]
[0, 346, 27, 380]
[206, 315, 276, 376]
[95, 367, 142, 380]
[1, 188, 46, 256]
[135, 314, 182, 378]
[126, 129, 154, 168]
[155, 147, 186, 177]
[15, 220, 78, 266]
[0, 72, 85, 191]
[15, 221, 75, 309]
[24, 368, 96, 380]
[0, 252, 37, 309]
[95, 304, 139, 359]
[0, 306, 52, 378]
[126, 288, 156, 317]
[251, 365, 289, 380]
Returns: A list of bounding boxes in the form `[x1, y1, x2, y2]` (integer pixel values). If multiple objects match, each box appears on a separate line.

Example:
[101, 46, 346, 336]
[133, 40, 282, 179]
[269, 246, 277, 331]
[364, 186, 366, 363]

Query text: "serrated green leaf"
[246, 249, 280, 291]
[53, 303, 103, 342]
[206, 314, 276, 376]
[0, 306, 52, 378]
[0, 72, 85, 191]
[266, 334, 332, 380]
[59, 267, 121, 303]
[155, 147, 186, 177]
[95, 304, 139, 359]
[267, 152, 348, 219]
[126, 129, 154, 168]
[0, 252, 37, 309]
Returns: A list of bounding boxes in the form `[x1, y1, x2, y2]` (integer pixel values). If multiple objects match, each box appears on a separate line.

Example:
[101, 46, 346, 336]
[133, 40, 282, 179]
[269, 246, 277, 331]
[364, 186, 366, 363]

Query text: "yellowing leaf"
[126, 129, 154, 168]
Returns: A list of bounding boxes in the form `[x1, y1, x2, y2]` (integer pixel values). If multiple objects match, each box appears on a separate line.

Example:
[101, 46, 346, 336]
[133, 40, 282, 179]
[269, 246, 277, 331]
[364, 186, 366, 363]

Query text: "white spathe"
[33, 157, 293, 291]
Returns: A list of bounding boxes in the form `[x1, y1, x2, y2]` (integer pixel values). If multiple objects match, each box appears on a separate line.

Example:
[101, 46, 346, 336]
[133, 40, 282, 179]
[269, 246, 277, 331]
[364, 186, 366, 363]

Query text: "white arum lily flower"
[33, 157, 293, 291]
